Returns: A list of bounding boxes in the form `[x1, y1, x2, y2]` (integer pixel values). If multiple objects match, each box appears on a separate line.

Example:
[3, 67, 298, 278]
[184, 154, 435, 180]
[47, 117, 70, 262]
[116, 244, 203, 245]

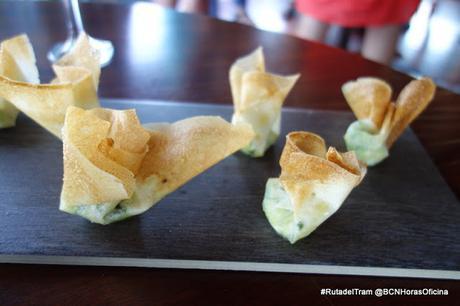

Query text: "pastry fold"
[263, 132, 366, 244]
[0, 33, 100, 137]
[230, 47, 300, 157]
[343, 77, 436, 166]
[0, 34, 40, 128]
[60, 106, 254, 224]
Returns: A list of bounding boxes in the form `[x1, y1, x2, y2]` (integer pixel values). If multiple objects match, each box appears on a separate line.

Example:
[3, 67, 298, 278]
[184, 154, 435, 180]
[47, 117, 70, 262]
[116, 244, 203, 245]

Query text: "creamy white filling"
[232, 102, 280, 157]
[262, 178, 349, 244]
[60, 176, 165, 225]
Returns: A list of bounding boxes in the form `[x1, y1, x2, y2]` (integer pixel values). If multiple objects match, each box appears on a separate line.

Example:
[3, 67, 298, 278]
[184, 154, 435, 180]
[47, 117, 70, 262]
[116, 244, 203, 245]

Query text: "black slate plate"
[0, 99, 459, 279]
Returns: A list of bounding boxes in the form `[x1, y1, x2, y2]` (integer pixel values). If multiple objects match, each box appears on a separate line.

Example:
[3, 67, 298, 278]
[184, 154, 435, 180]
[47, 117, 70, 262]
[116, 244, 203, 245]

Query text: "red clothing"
[296, 0, 421, 27]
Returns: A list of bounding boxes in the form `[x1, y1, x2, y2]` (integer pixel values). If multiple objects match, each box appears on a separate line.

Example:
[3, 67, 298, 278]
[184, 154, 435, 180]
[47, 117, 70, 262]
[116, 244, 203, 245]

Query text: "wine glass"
[47, 0, 114, 67]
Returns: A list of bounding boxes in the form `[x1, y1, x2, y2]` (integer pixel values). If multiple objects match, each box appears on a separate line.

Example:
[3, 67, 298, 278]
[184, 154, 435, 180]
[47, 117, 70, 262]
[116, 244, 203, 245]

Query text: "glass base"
[47, 35, 114, 68]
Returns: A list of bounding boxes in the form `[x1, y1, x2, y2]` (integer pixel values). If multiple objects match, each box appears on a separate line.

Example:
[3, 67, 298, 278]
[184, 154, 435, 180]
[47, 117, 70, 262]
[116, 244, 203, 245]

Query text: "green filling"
[60, 176, 162, 225]
[344, 120, 389, 166]
[262, 178, 327, 244]
[60, 200, 133, 225]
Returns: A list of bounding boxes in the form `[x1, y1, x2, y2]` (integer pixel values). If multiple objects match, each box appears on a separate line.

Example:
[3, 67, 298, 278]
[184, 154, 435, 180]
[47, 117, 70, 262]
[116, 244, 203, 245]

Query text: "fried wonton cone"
[0, 34, 39, 128]
[0, 33, 100, 138]
[230, 47, 300, 157]
[60, 106, 254, 224]
[263, 132, 366, 244]
[343, 77, 436, 166]
[386, 78, 435, 147]
[342, 77, 392, 129]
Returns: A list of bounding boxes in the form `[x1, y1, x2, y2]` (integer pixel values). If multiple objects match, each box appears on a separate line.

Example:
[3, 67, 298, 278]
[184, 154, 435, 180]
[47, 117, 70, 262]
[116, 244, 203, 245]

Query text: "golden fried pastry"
[230, 47, 300, 157]
[263, 131, 366, 243]
[343, 77, 435, 166]
[60, 106, 254, 224]
[0, 34, 39, 128]
[0, 33, 100, 137]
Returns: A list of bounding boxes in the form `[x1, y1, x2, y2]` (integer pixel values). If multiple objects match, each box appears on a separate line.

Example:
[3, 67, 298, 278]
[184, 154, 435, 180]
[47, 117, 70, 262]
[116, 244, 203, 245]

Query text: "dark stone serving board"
[0, 99, 459, 279]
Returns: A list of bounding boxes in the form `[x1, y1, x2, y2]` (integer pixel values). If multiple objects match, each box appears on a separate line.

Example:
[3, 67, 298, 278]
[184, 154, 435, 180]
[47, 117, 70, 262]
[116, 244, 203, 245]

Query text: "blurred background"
[8, 0, 460, 94]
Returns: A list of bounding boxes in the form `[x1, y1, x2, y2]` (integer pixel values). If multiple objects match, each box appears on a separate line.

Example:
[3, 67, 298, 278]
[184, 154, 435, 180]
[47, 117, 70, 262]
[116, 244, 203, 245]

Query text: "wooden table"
[0, 1, 459, 305]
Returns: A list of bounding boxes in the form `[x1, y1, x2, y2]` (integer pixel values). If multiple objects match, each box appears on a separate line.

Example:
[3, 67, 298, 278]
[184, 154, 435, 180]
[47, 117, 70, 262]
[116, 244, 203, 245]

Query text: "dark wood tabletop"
[0, 1, 459, 305]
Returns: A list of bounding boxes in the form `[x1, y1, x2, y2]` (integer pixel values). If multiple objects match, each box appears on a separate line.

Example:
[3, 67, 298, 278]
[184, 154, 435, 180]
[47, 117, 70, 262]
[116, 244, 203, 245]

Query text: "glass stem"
[65, 0, 85, 39]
